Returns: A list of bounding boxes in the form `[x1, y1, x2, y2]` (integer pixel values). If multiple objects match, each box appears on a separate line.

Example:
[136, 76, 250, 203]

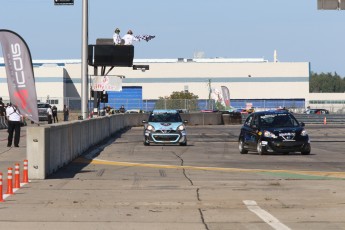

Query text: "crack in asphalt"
[171, 151, 209, 230]
[196, 188, 201, 202]
[199, 208, 210, 230]
[171, 151, 193, 186]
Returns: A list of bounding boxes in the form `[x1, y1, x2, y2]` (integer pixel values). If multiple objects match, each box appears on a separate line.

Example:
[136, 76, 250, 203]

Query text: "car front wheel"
[239, 139, 248, 154]
[257, 141, 266, 155]
[301, 143, 311, 155]
[179, 141, 187, 146]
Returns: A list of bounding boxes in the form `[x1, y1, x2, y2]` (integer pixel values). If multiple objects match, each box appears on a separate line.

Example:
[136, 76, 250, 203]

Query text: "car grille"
[278, 132, 296, 141]
[270, 141, 306, 150]
[156, 130, 178, 134]
[152, 133, 180, 142]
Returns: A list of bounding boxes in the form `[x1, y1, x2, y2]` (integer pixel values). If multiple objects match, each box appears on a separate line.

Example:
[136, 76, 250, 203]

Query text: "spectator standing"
[0, 97, 5, 117]
[119, 105, 126, 113]
[105, 105, 111, 115]
[113, 28, 123, 45]
[6, 104, 22, 147]
[52, 105, 58, 123]
[47, 105, 53, 124]
[122, 30, 138, 45]
[63, 105, 69, 121]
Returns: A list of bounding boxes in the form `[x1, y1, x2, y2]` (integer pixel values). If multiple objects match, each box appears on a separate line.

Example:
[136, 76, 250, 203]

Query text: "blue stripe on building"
[106, 86, 143, 110]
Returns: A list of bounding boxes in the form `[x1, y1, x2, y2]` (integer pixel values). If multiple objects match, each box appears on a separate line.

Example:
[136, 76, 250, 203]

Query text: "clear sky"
[1, 0, 345, 76]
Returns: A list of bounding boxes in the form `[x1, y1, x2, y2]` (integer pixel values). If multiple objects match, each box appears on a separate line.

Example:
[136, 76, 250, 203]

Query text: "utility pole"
[81, 0, 88, 119]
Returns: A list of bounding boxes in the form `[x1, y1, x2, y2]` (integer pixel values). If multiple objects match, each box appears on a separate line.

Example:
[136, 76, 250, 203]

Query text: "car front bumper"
[261, 138, 310, 153]
[144, 130, 187, 144]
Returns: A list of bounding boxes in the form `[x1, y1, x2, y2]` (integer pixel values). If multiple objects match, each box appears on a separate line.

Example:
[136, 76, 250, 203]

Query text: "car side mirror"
[183, 120, 188, 124]
[251, 124, 258, 129]
[300, 122, 305, 127]
[142, 120, 147, 123]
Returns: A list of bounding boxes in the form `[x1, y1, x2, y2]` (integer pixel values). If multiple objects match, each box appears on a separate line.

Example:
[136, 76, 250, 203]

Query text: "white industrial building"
[1, 58, 344, 112]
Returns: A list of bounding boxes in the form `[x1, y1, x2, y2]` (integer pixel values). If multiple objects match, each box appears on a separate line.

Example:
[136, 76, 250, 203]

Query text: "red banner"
[0, 30, 38, 123]
[221, 86, 230, 107]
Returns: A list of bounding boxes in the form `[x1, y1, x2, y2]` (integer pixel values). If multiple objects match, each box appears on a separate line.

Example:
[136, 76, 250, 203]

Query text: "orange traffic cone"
[23, 160, 28, 183]
[0, 172, 3, 202]
[6, 168, 13, 195]
[324, 117, 327, 125]
[14, 163, 20, 189]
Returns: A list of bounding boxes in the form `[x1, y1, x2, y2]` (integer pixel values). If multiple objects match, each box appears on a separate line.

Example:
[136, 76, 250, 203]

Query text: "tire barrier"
[0, 116, 7, 129]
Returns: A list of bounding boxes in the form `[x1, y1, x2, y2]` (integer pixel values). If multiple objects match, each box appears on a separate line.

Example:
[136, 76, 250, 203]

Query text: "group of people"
[103, 105, 126, 115]
[0, 97, 71, 147]
[47, 104, 69, 124]
[113, 28, 138, 45]
[113, 28, 155, 45]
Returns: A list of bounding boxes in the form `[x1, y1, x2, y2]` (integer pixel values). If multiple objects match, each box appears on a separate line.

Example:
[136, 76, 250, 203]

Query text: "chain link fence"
[1, 96, 345, 114]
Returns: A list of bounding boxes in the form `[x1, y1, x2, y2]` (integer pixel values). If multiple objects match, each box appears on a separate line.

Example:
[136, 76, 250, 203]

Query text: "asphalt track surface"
[0, 124, 345, 230]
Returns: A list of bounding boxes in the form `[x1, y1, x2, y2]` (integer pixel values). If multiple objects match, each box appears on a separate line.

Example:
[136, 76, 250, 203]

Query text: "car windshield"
[259, 113, 299, 128]
[148, 112, 182, 122]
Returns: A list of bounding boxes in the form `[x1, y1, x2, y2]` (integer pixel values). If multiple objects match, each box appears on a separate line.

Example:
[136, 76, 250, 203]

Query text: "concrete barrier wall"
[180, 113, 222, 125]
[26, 112, 222, 179]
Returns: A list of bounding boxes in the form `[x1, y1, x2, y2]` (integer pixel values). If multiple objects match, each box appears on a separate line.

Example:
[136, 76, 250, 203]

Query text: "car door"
[241, 114, 257, 150]
[246, 114, 260, 149]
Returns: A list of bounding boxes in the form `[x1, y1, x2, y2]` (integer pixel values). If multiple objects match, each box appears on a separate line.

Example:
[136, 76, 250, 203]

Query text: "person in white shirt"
[113, 28, 123, 45]
[122, 30, 138, 45]
[6, 104, 22, 147]
[47, 105, 53, 124]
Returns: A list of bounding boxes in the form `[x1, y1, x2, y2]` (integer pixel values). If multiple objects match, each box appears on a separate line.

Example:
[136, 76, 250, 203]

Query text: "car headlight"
[263, 130, 277, 138]
[146, 125, 154, 131]
[177, 125, 185, 131]
[301, 129, 308, 136]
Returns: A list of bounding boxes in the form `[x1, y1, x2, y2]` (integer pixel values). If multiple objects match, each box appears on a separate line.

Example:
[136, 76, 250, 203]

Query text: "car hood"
[148, 122, 182, 130]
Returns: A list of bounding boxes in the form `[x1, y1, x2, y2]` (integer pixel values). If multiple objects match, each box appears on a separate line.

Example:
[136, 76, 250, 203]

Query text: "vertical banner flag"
[0, 30, 38, 123]
[221, 86, 230, 107]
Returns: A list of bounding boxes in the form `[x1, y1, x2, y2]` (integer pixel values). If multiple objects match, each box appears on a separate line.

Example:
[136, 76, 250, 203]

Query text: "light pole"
[81, 0, 88, 119]
[54, 0, 88, 118]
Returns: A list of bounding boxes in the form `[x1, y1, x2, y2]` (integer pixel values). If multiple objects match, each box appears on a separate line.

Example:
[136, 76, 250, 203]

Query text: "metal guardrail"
[241, 113, 345, 124]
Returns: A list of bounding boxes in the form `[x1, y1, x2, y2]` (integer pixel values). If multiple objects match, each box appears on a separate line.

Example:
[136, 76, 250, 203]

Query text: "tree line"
[310, 72, 345, 93]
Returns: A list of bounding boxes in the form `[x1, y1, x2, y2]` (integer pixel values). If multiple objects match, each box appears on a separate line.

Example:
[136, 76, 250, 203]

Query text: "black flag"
[0, 29, 38, 123]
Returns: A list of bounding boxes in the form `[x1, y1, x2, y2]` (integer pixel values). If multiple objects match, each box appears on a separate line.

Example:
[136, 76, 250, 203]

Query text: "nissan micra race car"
[143, 109, 188, 146]
[238, 110, 311, 155]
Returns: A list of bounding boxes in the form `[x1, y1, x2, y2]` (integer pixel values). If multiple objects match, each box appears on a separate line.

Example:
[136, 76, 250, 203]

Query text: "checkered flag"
[135, 35, 156, 42]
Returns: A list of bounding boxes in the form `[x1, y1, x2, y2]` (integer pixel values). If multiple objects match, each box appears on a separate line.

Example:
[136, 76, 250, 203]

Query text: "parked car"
[305, 109, 329, 114]
[238, 110, 311, 155]
[37, 102, 51, 121]
[142, 109, 188, 146]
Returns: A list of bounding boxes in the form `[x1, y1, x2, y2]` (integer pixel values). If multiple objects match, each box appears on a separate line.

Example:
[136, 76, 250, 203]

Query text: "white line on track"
[243, 200, 291, 230]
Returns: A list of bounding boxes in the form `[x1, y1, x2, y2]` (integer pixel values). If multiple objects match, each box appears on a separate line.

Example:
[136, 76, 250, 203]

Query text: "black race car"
[238, 110, 311, 155]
